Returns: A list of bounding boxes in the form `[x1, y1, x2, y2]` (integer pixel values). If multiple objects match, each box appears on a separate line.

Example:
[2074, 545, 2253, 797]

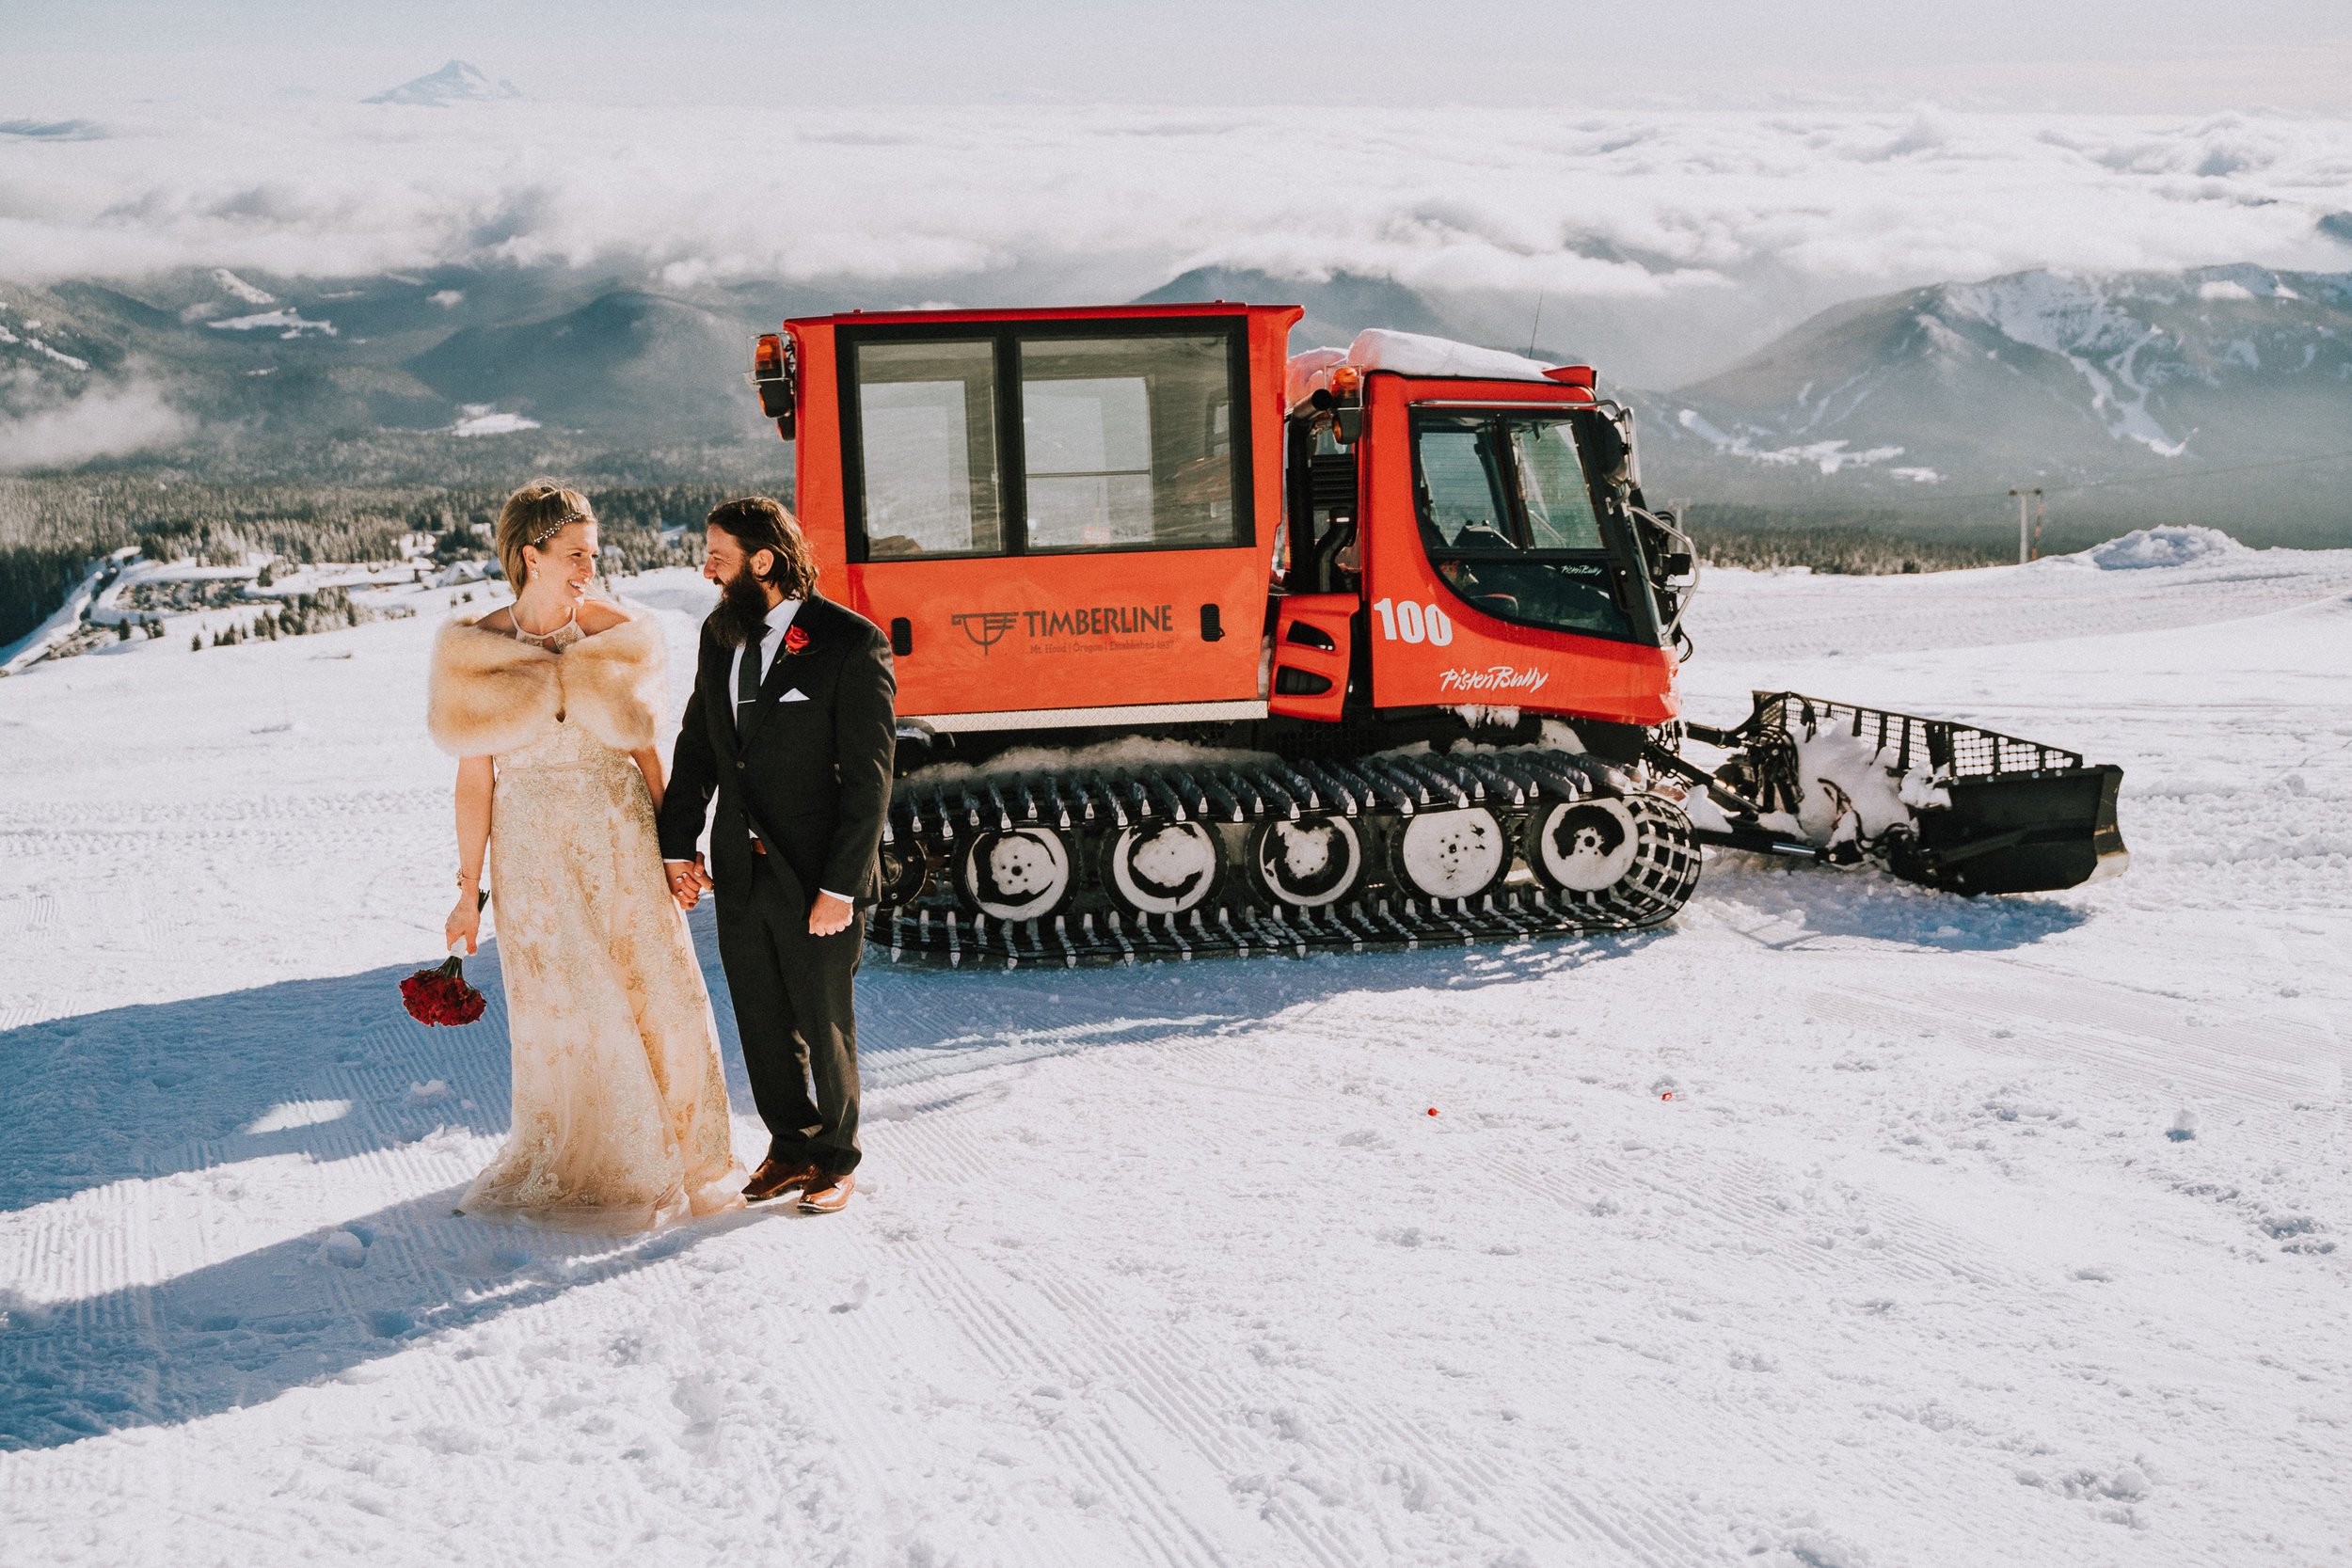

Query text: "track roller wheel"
[1523, 797, 1640, 892]
[1103, 821, 1221, 916]
[874, 838, 931, 908]
[1391, 807, 1510, 900]
[1548, 793, 1699, 927]
[1249, 815, 1365, 908]
[957, 827, 1074, 922]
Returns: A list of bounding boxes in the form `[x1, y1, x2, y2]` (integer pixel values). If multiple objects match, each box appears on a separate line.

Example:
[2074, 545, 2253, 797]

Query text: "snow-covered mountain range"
[0, 264, 799, 469]
[3, 260, 2347, 537]
[1631, 265, 2352, 531]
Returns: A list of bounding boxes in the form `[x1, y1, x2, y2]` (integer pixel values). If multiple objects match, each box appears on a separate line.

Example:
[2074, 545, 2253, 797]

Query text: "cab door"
[1358, 377, 1678, 725]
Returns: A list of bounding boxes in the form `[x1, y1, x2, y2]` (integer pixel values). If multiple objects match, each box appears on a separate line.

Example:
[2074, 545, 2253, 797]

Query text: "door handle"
[1199, 604, 1224, 642]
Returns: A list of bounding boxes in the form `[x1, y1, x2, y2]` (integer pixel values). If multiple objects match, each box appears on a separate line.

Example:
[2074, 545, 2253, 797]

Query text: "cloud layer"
[5, 103, 2350, 383]
[0, 372, 190, 471]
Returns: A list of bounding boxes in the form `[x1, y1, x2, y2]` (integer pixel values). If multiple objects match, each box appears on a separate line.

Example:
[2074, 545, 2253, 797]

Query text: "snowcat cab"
[747, 304, 2124, 968]
[1269, 334, 1691, 749]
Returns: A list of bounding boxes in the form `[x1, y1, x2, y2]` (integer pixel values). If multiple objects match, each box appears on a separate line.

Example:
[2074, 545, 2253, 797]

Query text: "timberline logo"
[950, 604, 1175, 652]
[950, 611, 1019, 652]
[1438, 665, 1552, 694]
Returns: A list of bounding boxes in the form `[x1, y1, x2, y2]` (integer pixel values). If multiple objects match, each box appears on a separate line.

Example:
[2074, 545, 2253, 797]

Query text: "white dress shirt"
[734, 598, 851, 907]
[734, 596, 803, 715]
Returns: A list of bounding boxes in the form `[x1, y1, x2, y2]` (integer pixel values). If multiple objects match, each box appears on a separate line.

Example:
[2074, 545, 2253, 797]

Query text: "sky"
[5, 5, 2352, 388]
[10, 0, 2352, 114]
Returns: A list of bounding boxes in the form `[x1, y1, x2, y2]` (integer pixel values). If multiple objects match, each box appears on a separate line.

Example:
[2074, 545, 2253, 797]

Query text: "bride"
[426, 478, 742, 1231]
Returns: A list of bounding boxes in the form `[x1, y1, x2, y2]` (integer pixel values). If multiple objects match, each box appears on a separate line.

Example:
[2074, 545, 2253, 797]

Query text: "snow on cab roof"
[1285, 328, 1565, 408]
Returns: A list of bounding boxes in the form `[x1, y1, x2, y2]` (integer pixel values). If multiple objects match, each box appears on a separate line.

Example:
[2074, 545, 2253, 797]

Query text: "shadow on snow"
[2, 903, 1671, 1214]
[0, 1183, 781, 1450]
[0, 866, 2084, 1450]
[1, 910, 1680, 1449]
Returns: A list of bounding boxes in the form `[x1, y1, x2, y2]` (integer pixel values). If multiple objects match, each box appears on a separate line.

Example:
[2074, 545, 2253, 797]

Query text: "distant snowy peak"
[1661, 261, 2352, 493]
[364, 61, 520, 107]
[1919, 264, 2352, 455]
[1933, 264, 2341, 358]
[1931, 272, 2196, 454]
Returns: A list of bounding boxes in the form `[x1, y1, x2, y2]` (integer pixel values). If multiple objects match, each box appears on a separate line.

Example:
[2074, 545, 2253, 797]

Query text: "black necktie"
[736, 621, 769, 732]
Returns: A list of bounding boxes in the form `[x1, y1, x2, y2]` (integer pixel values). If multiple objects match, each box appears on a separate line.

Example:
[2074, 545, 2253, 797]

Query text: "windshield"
[1410, 410, 1640, 641]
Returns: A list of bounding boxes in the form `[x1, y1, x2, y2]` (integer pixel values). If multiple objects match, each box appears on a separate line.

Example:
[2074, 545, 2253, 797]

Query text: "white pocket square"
[779, 689, 811, 703]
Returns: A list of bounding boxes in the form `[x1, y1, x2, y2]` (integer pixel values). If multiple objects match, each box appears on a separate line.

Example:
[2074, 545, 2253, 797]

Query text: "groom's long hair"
[707, 497, 820, 649]
[707, 497, 819, 601]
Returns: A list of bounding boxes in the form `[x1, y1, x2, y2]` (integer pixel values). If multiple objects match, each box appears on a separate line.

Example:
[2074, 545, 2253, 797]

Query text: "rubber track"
[870, 748, 1703, 969]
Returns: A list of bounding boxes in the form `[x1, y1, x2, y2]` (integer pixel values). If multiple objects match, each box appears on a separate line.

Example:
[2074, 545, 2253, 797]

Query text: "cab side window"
[843, 321, 1252, 560]
[1020, 334, 1237, 551]
[1409, 409, 1638, 642]
[1414, 420, 1516, 552]
[1509, 420, 1605, 550]
[852, 339, 1005, 559]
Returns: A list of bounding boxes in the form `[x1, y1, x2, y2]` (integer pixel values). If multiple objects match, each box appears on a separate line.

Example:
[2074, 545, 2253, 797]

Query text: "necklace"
[510, 600, 580, 643]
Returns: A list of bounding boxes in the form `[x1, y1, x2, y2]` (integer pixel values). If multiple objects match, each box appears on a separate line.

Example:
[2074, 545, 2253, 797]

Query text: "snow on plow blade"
[1689, 692, 2128, 896]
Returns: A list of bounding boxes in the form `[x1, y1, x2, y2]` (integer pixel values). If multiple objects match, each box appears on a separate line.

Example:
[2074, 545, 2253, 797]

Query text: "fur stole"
[426, 604, 667, 757]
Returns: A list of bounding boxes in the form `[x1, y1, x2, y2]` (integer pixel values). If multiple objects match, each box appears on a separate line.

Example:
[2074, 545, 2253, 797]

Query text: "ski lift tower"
[2008, 487, 2044, 563]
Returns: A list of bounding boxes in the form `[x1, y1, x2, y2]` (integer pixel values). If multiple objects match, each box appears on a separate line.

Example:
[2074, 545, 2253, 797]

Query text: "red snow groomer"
[746, 304, 2126, 966]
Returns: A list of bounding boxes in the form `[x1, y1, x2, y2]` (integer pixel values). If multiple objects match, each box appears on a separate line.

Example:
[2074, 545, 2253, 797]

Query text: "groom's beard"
[709, 566, 773, 649]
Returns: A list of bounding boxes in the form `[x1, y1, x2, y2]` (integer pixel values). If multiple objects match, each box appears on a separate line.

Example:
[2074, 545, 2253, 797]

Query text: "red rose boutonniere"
[783, 624, 811, 656]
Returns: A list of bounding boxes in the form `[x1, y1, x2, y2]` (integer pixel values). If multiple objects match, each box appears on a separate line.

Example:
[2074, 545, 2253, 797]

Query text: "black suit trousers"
[716, 854, 864, 1175]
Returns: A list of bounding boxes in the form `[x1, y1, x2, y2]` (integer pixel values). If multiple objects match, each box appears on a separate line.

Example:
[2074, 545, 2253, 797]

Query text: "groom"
[660, 496, 896, 1214]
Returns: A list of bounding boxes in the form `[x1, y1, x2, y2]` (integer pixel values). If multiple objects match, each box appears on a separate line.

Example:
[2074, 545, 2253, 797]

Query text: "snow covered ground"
[1688, 526, 2352, 661]
[0, 549, 131, 675]
[2, 534, 2347, 1566]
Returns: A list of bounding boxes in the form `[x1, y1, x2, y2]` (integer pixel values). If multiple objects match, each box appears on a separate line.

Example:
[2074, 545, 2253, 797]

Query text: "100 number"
[1372, 598, 1454, 646]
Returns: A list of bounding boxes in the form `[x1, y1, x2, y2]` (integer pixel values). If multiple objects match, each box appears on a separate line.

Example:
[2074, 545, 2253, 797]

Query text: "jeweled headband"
[528, 511, 592, 549]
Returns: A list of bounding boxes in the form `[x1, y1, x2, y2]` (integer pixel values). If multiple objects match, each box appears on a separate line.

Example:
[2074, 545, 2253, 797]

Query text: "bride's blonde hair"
[495, 479, 596, 588]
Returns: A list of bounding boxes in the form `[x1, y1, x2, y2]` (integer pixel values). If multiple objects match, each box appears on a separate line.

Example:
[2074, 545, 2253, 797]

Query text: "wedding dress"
[427, 606, 742, 1232]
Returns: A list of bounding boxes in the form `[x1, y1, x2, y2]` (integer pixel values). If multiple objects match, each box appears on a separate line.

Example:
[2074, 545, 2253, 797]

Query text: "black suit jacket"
[658, 594, 897, 909]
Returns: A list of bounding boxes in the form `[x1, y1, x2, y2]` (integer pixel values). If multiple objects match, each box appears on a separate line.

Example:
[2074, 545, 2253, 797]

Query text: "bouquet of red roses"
[402, 951, 487, 1027]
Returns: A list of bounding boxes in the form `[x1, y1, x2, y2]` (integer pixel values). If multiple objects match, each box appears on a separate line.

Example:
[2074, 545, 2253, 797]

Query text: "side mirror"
[1581, 418, 1627, 476]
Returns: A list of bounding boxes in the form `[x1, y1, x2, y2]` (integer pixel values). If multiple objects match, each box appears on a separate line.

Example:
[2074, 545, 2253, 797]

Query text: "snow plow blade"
[1682, 691, 2128, 896]
[1885, 764, 2127, 895]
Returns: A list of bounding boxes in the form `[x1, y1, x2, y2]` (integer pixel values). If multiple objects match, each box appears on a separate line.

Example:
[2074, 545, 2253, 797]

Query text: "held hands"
[660, 855, 850, 932]
[808, 891, 856, 938]
[664, 856, 715, 911]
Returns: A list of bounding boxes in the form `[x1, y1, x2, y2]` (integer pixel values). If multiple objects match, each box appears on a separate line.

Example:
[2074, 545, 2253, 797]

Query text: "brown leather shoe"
[799, 1171, 856, 1213]
[743, 1158, 818, 1203]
